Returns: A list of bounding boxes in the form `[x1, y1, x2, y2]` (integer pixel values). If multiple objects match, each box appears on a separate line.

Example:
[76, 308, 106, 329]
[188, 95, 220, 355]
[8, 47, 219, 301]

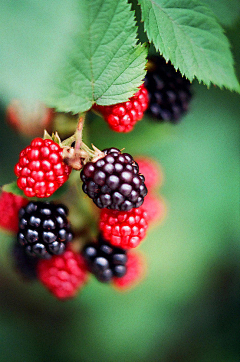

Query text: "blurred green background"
[0, 2, 240, 362]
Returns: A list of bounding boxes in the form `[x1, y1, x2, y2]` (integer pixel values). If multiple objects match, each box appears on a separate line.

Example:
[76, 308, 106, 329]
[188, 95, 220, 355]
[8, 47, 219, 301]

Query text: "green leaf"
[2, 181, 68, 201]
[201, 0, 240, 27]
[46, 0, 147, 114]
[138, 0, 240, 92]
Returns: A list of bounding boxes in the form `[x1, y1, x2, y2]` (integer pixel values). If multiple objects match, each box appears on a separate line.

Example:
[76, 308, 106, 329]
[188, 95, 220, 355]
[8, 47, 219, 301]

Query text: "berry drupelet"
[82, 236, 127, 283]
[14, 138, 72, 198]
[17, 201, 73, 259]
[93, 84, 149, 133]
[144, 55, 192, 123]
[80, 147, 148, 211]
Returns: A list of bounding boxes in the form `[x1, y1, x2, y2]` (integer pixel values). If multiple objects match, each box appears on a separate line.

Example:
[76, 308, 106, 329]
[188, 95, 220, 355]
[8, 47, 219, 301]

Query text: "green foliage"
[201, 0, 240, 27]
[138, 0, 240, 92]
[46, 0, 147, 114]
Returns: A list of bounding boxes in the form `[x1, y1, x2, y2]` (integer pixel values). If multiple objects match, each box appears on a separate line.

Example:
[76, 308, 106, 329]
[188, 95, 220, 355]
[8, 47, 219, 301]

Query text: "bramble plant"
[0, 0, 239, 300]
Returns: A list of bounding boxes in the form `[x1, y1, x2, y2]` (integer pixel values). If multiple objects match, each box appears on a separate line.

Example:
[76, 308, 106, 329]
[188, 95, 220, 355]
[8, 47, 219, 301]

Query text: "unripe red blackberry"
[80, 148, 148, 211]
[93, 85, 149, 133]
[17, 201, 73, 259]
[37, 247, 89, 299]
[99, 207, 148, 249]
[144, 56, 192, 123]
[14, 138, 72, 198]
[82, 236, 127, 283]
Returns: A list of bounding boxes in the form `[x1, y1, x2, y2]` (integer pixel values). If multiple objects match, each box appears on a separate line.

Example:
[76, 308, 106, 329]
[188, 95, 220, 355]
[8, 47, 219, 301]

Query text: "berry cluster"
[3, 52, 181, 300]
[4, 191, 148, 299]
[93, 84, 149, 133]
[3, 129, 166, 300]
[8, 150, 165, 298]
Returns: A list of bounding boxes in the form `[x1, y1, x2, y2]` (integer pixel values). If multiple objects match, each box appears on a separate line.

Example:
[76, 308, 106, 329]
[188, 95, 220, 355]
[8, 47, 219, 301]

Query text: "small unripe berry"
[93, 85, 149, 132]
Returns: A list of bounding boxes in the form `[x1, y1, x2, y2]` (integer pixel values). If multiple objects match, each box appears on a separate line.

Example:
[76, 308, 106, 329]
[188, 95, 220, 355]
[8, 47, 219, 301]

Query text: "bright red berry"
[14, 138, 72, 198]
[37, 248, 89, 300]
[112, 251, 146, 291]
[135, 156, 163, 191]
[141, 193, 166, 226]
[93, 84, 149, 133]
[99, 207, 148, 249]
[0, 191, 28, 233]
[6, 100, 54, 137]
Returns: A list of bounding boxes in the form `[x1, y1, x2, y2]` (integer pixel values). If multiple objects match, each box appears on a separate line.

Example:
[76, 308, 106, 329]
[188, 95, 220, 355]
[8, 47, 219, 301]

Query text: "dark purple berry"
[17, 201, 73, 259]
[82, 236, 128, 283]
[144, 55, 192, 123]
[80, 148, 148, 211]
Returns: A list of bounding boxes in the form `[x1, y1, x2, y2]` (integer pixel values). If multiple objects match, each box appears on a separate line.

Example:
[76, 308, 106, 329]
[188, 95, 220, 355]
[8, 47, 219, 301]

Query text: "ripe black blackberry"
[144, 55, 192, 123]
[80, 148, 147, 211]
[82, 236, 127, 283]
[17, 201, 73, 259]
[12, 242, 38, 280]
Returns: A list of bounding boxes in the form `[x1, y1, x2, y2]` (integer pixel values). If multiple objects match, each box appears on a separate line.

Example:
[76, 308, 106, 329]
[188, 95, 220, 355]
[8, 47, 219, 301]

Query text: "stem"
[62, 111, 104, 168]
[74, 113, 86, 151]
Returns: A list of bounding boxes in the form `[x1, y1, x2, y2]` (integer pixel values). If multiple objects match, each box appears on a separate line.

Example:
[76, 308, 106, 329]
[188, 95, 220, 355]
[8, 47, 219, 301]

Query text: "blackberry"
[80, 148, 148, 211]
[144, 55, 192, 123]
[12, 242, 38, 280]
[82, 236, 127, 283]
[17, 201, 73, 259]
